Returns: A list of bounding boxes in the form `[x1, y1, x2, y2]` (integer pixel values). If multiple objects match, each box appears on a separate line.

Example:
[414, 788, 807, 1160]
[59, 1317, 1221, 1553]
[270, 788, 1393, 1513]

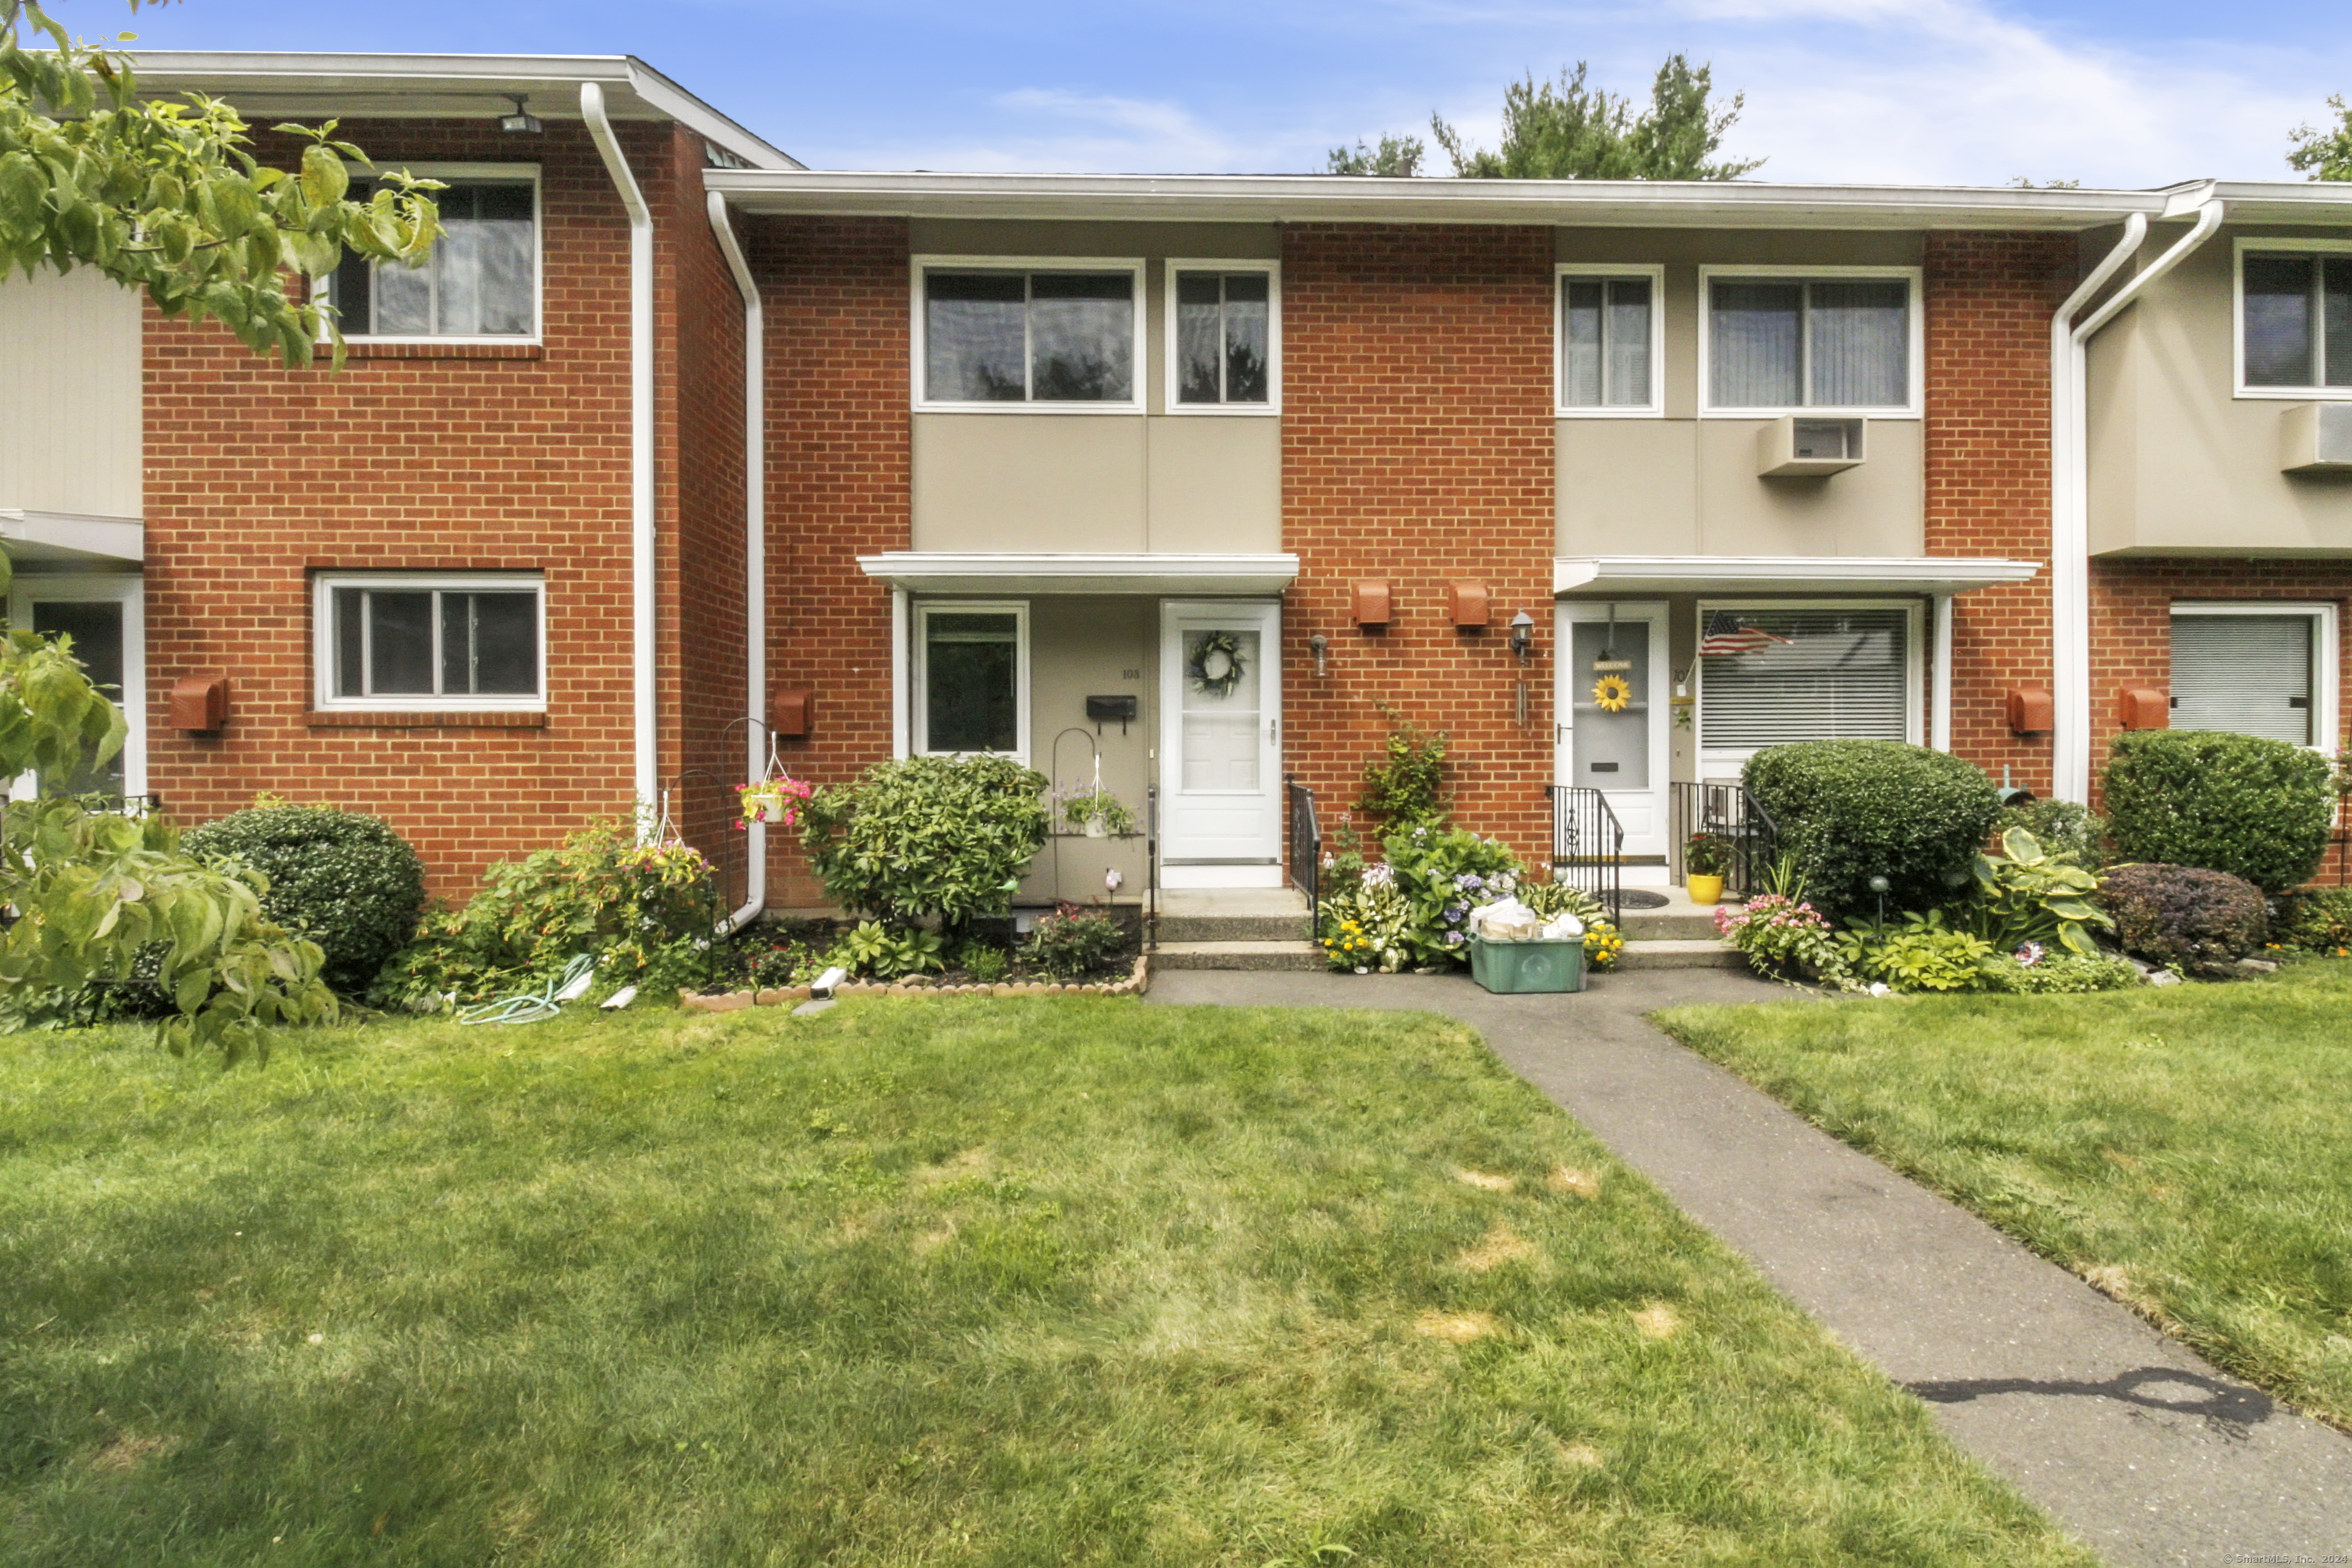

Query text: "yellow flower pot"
[1687, 873, 1726, 906]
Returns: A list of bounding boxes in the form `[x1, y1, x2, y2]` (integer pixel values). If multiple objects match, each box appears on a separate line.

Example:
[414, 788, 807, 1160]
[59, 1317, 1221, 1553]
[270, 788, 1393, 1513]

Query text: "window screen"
[1561, 276, 1653, 408]
[329, 583, 541, 702]
[2243, 253, 2352, 389]
[2171, 613, 2315, 746]
[331, 180, 535, 337]
[1175, 272, 1272, 404]
[30, 599, 126, 796]
[1699, 608, 1910, 750]
[1709, 277, 1911, 408]
[923, 611, 1021, 753]
[925, 270, 1135, 403]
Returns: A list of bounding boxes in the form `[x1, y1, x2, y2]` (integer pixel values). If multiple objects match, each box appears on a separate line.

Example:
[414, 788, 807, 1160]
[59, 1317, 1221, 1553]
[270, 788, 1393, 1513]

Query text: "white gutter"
[706, 191, 767, 933]
[2050, 195, 2223, 801]
[890, 587, 910, 760]
[583, 82, 659, 840]
[1932, 593, 1955, 753]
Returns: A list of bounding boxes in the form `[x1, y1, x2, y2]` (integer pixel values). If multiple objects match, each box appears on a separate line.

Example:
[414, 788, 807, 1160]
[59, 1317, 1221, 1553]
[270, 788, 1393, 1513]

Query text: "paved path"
[1148, 966, 2352, 1567]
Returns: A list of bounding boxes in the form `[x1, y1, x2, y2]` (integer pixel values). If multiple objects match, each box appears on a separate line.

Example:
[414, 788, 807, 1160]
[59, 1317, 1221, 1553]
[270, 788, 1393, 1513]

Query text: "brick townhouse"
[1, 52, 2347, 919]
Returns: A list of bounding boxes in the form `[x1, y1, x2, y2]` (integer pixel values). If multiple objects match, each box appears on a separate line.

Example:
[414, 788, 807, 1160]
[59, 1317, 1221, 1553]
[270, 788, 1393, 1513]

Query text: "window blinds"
[2170, 614, 2314, 746]
[1700, 609, 1910, 749]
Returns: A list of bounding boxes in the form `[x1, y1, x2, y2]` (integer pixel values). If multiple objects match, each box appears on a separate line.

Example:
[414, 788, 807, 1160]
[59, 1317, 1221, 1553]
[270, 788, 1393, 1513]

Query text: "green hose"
[458, 953, 598, 1027]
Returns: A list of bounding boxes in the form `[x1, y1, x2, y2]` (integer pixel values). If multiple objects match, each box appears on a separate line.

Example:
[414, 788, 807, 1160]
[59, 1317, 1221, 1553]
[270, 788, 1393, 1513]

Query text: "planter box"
[1468, 935, 1585, 995]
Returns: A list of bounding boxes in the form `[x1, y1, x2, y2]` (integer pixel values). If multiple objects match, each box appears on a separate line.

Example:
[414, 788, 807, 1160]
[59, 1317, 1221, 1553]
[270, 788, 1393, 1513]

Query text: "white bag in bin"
[1468, 898, 1542, 942]
[1540, 913, 1584, 940]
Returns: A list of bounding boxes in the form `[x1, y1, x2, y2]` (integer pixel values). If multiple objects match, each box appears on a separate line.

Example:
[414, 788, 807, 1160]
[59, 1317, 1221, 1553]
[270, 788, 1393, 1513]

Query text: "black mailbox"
[1085, 694, 1139, 732]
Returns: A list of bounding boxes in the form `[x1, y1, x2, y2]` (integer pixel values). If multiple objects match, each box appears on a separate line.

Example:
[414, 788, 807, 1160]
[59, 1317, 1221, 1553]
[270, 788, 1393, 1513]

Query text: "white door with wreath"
[1158, 599, 1283, 888]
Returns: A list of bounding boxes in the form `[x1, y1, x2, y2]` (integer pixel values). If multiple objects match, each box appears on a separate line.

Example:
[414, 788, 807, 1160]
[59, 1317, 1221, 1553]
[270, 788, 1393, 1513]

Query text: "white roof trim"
[710, 168, 2170, 231]
[0, 509, 144, 566]
[859, 552, 1298, 596]
[1555, 555, 2042, 596]
[127, 52, 799, 171]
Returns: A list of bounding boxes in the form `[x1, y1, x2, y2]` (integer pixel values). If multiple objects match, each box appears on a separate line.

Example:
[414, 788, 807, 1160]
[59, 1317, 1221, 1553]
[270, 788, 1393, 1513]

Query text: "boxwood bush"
[181, 803, 425, 995]
[1742, 740, 2002, 922]
[801, 755, 1050, 936]
[2095, 862, 2267, 978]
[2101, 730, 2333, 893]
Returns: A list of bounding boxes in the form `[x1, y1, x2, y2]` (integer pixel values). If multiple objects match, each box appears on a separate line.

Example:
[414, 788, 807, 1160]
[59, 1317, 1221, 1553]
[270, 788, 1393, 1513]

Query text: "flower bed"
[681, 954, 1150, 1010]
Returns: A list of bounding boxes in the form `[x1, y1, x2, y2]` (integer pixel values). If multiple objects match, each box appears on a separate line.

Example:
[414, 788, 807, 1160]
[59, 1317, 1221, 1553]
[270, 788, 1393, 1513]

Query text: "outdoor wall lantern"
[1308, 632, 1330, 678]
[1509, 609, 1537, 666]
[498, 96, 544, 135]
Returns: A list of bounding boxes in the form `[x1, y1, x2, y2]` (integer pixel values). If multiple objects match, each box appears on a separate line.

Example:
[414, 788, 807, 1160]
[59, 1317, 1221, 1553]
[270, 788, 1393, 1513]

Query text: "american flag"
[1698, 613, 1793, 658]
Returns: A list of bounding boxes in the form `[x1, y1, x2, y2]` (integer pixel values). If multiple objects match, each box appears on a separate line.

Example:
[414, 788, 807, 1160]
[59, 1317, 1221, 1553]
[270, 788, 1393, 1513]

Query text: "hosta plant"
[1961, 827, 2111, 957]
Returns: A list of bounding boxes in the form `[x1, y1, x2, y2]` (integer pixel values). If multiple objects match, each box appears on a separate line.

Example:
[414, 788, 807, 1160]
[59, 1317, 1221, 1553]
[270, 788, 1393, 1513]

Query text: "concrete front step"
[1152, 939, 1325, 972]
[1616, 938, 1748, 971]
[1157, 887, 1313, 946]
[1619, 910, 1728, 940]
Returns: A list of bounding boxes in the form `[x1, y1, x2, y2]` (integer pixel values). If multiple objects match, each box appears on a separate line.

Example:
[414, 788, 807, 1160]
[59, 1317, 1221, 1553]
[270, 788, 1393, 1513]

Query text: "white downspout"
[1931, 592, 1954, 753]
[890, 586, 910, 759]
[706, 191, 766, 933]
[583, 83, 659, 838]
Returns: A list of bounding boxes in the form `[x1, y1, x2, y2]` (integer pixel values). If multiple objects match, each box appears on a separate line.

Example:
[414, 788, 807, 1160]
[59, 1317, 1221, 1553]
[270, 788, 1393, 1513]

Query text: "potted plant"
[1684, 831, 1734, 905]
[1059, 783, 1135, 839]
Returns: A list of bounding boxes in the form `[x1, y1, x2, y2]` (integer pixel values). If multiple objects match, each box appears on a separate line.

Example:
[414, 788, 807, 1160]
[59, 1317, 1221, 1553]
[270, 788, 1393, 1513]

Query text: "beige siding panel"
[912, 415, 1148, 552]
[0, 269, 141, 518]
[1553, 229, 1924, 269]
[1557, 420, 1700, 554]
[1015, 595, 1155, 904]
[1694, 418, 1925, 557]
[1144, 416, 1280, 552]
[2087, 226, 2352, 556]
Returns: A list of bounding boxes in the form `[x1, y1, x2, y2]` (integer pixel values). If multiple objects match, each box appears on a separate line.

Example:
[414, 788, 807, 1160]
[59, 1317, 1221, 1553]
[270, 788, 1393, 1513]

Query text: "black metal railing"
[1144, 782, 1160, 952]
[1668, 782, 1780, 898]
[1548, 784, 1623, 920]
[1286, 775, 1321, 917]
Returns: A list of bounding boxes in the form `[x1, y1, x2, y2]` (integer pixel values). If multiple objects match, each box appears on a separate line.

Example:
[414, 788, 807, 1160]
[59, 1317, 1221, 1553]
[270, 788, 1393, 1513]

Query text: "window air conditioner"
[2280, 403, 2352, 473]
[1757, 416, 1866, 478]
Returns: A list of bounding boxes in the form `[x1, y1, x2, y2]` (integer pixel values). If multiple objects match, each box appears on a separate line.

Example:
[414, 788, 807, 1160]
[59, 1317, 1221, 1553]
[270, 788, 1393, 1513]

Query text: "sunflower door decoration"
[1589, 605, 1635, 711]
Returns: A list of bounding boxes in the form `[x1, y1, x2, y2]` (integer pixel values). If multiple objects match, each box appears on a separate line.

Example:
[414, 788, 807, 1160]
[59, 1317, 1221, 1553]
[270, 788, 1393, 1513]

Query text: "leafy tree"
[1429, 55, 1762, 181]
[2288, 95, 2352, 181]
[2, 0, 442, 365]
[1326, 133, 1425, 177]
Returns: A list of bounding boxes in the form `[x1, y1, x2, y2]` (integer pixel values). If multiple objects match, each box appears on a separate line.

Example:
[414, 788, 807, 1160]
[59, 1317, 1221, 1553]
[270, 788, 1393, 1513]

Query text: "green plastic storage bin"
[1468, 934, 1585, 995]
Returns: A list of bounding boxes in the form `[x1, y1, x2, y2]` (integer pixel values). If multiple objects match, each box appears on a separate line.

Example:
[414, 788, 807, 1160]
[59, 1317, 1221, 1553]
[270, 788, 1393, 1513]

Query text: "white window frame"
[2168, 600, 2340, 750]
[912, 599, 1031, 765]
[1554, 263, 1666, 418]
[315, 163, 544, 345]
[311, 571, 547, 713]
[1697, 265, 1925, 419]
[1162, 259, 1282, 416]
[910, 256, 1148, 414]
[1694, 597, 1926, 773]
[7, 573, 145, 801]
[2231, 237, 2352, 401]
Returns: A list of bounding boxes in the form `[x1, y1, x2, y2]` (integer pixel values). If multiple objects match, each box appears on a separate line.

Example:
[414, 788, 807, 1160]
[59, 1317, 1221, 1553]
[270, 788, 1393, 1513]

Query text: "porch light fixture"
[1509, 610, 1536, 666]
[498, 96, 544, 135]
[1308, 632, 1329, 678]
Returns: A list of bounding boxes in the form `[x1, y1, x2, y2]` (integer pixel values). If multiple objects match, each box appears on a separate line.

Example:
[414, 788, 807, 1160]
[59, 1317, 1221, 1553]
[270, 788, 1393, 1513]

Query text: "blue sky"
[113, 1, 2350, 188]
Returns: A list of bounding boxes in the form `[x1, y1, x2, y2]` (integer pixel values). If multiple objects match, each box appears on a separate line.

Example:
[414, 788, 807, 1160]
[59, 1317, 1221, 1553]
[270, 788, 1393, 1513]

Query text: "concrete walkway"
[1148, 966, 2352, 1567]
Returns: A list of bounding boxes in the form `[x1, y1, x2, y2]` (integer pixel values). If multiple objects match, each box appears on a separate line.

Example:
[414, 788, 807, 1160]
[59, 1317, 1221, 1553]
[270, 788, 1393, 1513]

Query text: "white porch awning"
[1553, 554, 2041, 597]
[0, 510, 144, 567]
[858, 551, 1298, 596]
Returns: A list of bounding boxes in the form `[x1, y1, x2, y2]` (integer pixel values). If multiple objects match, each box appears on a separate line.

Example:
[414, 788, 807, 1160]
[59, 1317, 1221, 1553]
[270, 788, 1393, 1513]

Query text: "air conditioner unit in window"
[1757, 416, 1866, 478]
[2281, 403, 2352, 473]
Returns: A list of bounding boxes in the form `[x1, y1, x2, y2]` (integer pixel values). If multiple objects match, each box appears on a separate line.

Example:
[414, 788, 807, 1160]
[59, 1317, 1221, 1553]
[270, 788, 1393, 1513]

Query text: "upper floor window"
[315, 572, 544, 711]
[1169, 263, 1276, 411]
[1703, 269, 1919, 416]
[916, 261, 1142, 410]
[2239, 243, 2352, 395]
[328, 171, 538, 340]
[1558, 266, 1661, 416]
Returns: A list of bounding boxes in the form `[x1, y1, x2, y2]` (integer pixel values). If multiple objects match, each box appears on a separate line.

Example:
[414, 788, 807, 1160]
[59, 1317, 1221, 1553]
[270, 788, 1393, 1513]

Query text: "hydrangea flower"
[2015, 941, 2046, 967]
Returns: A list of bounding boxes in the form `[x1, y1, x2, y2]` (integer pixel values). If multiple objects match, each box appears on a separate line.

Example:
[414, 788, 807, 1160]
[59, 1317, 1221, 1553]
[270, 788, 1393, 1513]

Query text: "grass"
[1658, 959, 2352, 1433]
[0, 998, 2090, 1566]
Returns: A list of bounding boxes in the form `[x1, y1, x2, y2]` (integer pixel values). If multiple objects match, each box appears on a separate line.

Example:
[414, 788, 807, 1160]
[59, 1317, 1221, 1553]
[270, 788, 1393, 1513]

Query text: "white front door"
[1159, 599, 1282, 889]
[8, 573, 145, 802]
[1555, 601, 1668, 859]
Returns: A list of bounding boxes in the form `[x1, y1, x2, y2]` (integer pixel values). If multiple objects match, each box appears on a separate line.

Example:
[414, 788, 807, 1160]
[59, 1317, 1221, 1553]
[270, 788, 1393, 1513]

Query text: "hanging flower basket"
[737, 773, 814, 830]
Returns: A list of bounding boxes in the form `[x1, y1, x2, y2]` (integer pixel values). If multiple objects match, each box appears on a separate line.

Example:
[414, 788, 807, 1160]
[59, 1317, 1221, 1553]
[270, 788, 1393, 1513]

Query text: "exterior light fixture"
[1509, 609, 1536, 665]
[498, 95, 544, 135]
[1308, 632, 1329, 677]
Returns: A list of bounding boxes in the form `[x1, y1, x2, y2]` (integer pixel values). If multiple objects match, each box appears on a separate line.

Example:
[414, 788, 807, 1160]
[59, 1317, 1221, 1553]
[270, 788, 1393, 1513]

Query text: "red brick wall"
[746, 216, 913, 909]
[1923, 232, 2075, 796]
[143, 117, 677, 899]
[1279, 224, 1556, 870]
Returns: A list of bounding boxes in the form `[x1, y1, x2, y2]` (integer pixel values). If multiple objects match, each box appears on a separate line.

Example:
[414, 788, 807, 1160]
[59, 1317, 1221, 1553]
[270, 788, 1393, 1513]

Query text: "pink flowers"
[1714, 893, 1828, 939]
[736, 774, 815, 830]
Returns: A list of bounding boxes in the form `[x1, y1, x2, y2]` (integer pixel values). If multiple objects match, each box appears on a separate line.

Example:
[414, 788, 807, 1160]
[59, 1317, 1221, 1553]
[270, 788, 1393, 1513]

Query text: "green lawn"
[0, 998, 2087, 1566]
[1659, 960, 2352, 1433]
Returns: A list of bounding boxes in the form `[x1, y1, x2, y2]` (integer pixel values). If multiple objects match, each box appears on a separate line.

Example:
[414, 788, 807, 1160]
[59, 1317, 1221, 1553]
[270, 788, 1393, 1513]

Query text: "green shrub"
[1978, 951, 2141, 994]
[1742, 740, 2001, 922]
[1958, 828, 2110, 956]
[1997, 799, 2107, 870]
[182, 803, 425, 995]
[1380, 824, 1522, 967]
[1024, 903, 1127, 980]
[2101, 730, 2334, 893]
[1714, 893, 1845, 984]
[374, 822, 718, 1011]
[2096, 862, 2267, 979]
[1358, 721, 1449, 831]
[802, 756, 1049, 935]
[1833, 912, 1994, 993]
[2273, 888, 2352, 956]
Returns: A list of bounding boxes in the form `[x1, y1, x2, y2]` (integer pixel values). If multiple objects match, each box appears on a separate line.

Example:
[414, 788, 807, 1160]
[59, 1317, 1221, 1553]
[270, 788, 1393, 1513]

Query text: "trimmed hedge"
[181, 805, 426, 995]
[1743, 740, 2001, 922]
[2102, 730, 2333, 893]
[2096, 862, 2266, 978]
